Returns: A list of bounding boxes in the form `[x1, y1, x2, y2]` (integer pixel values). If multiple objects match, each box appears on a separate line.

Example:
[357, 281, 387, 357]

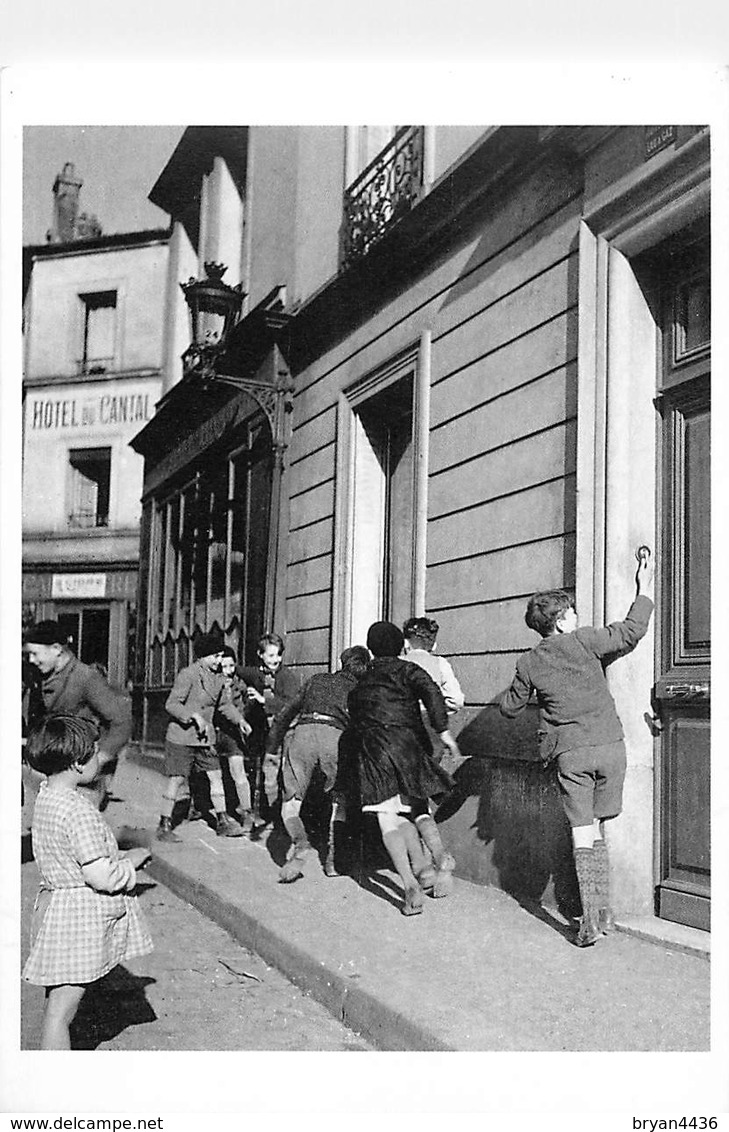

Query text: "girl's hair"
[25, 713, 98, 776]
[525, 590, 574, 637]
[221, 645, 237, 662]
[257, 632, 284, 656]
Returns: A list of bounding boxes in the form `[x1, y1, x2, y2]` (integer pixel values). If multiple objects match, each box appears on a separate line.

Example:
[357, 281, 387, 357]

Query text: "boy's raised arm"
[578, 551, 655, 660]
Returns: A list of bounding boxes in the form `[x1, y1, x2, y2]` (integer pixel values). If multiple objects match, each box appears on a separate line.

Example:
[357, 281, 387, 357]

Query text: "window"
[67, 447, 111, 528]
[333, 339, 430, 658]
[80, 290, 117, 374]
[345, 126, 398, 186]
[354, 375, 415, 628]
[147, 420, 273, 684]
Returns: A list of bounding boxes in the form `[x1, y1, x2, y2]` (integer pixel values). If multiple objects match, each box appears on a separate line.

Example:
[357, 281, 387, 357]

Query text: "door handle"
[661, 681, 710, 700]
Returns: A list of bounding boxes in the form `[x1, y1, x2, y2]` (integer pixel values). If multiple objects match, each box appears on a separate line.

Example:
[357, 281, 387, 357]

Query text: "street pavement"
[21, 858, 372, 1051]
[21, 748, 710, 1052]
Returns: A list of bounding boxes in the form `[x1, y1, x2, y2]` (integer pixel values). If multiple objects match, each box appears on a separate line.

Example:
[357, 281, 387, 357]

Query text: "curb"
[147, 852, 453, 1052]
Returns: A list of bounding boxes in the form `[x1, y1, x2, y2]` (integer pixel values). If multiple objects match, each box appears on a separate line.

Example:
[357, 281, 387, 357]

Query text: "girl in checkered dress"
[23, 714, 153, 1049]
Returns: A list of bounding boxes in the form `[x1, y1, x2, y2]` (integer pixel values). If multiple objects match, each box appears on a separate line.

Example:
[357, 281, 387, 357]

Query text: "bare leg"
[378, 813, 423, 916]
[160, 774, 185, 819]
[157, 774, 184, 841]
[41, 984, 86, 1050]
[401, 819, 435, 889]
[207, 767, 243, 836]
[414, 813, 455, 897]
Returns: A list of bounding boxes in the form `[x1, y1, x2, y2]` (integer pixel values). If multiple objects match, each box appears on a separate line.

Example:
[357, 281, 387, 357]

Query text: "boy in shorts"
[157, 631, 251, 842]
[500, 551, 654, 946]
[266, 645, 370, 883]
[238, 632, 301, 828]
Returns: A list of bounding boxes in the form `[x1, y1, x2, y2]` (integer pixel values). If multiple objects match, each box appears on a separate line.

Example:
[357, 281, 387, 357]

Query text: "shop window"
[67, 447, 111, 528]
[146, 420, 273, 685]
[79, 290, 117, 375]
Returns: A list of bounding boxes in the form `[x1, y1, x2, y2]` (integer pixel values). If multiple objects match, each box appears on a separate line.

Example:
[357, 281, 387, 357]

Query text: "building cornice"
[149, 126, 248, 215]
[23, 368, 163, 391]
[24, 228, 171, 260]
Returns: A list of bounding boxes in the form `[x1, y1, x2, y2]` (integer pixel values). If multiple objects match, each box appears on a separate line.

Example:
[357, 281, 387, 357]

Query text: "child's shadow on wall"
[71, 966, 157, 1050]
[439, 704, 580, 932]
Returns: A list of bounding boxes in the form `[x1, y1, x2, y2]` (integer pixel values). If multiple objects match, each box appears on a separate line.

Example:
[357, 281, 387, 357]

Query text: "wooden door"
[655, 244, 710, 930]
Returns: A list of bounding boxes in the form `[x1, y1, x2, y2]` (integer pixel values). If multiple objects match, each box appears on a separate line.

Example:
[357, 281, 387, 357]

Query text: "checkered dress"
[23, 782, 153, 987]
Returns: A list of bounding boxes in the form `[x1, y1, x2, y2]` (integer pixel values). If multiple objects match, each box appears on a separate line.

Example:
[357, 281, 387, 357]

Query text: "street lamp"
[180, 261, 245, 381]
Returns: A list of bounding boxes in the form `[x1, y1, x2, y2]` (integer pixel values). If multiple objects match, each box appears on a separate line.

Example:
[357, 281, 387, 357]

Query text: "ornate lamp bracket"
[210, 361, 294, 456]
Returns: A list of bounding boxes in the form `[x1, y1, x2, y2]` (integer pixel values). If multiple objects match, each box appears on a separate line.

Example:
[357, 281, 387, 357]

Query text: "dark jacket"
[29, 654, 132, 760]
[266, 669, 358, 754]
[236, 663, 302, 721]
[347, 656, 452, 807]
[500, 595, 654, 761]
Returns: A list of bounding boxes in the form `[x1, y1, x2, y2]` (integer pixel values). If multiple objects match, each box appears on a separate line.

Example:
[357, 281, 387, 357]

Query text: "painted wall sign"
[51, 573, 107, 598]
[29, 392, 153, 431]
[645, 126, 677, 159]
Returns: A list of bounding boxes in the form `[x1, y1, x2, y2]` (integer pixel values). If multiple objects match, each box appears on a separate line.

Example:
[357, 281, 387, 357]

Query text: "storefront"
[21, 567, 138, 687]
[130, 296, 294, 744]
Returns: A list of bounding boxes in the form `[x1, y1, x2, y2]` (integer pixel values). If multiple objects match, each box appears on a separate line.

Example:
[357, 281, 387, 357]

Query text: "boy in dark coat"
[23, 620, 132, 809]
[347, 621, 462, 916]
[500, 551, 654, 946]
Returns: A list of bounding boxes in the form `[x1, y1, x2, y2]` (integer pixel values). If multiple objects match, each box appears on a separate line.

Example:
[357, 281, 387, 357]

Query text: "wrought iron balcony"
[341, 126, 425, 267]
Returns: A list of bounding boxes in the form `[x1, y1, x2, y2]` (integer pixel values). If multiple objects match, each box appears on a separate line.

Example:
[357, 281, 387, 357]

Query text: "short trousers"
[556, 740, 627, 827]
[164, 740, 220, 776]
[281, 722, 341, 802]
[216, 730, 246, 759]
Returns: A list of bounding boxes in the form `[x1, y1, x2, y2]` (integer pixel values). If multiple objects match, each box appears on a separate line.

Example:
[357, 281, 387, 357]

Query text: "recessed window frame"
[67, 445, 112, 529]
[331, 333, 431, 666]
[78, 289, 117, 375]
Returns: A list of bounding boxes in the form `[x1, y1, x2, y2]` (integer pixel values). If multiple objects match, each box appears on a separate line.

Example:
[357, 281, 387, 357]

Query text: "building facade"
[132, 126, 710, 931]
[22, 164, 170, 693]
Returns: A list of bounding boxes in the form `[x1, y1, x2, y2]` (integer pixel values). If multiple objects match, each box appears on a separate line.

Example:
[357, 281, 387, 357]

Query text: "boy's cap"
[194, 630, 225, 659]
[23, 620, 68, 647]
[366, 621, 404, 658]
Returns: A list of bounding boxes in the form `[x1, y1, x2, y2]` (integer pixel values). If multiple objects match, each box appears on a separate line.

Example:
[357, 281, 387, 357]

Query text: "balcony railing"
[341, 126, 425, 267]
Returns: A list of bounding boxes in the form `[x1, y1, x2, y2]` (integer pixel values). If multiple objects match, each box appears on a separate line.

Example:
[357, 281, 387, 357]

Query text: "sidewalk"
[61, 749, 712, 1051]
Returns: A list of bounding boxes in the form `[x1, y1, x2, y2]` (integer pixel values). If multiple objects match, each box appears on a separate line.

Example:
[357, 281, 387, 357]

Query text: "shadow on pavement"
[70, 965, 157, 1050]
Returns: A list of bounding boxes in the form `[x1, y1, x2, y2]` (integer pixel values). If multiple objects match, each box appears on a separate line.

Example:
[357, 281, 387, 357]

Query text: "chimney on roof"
[50, 162, 83, 243]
